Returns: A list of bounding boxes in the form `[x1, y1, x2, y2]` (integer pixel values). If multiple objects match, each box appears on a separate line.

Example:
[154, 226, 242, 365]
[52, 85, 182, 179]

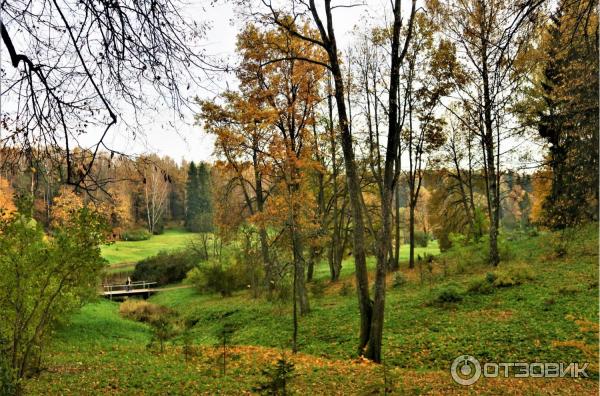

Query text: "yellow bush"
[119, 299, 171, 324]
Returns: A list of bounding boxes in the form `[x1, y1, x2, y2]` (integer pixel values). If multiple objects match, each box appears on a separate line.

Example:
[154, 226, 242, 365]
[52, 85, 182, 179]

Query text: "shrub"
[121, 228, 152, 241]
[455, 261, 468, 275]
[528, 228, 539, 237]
[498, 239, 516, 261]
[542, 297, 556, 312]
[119, 299, 172, 324]
[492, 264, 535, 288]
[120, 300, 177, 353]
[148, 316, 176, 353]
[254, 355, 295, 395]
[152, 221, 165, 235]
[467, 277, 494, 295]
[432, 284, 463, 305]
[414, 231, 430, 247]
[492, 273, 518, 288]
[392, 272, 407, 289]
[132, 249, 200, 285]
[187, 263, 241, 297]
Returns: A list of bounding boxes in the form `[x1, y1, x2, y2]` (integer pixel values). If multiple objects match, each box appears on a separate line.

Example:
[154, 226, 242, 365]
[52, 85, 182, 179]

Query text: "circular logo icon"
[451, 355, 481, 386]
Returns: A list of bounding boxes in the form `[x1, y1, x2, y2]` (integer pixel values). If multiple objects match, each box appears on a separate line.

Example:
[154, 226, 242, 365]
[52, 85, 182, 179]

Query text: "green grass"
[24, 226, 599, 394]
[150, 227, 597, 368]
[101, 228, 197, 267]
[313, 241, 439, 280]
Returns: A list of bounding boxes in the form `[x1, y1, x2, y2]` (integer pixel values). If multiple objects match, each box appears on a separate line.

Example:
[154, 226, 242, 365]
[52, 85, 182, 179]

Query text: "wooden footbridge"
[101, 281, 158, 300]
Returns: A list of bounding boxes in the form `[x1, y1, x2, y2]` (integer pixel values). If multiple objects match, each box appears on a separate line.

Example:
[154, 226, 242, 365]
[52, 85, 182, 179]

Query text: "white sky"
[101, 0, 390, 165]
[2, 0, 537, 168]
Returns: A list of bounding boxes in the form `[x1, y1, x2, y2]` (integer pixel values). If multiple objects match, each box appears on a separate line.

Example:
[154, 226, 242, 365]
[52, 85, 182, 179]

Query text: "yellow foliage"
[51, 187, 84, 227]
[0, 177, 16, 219]
[530, 169, 551, 224]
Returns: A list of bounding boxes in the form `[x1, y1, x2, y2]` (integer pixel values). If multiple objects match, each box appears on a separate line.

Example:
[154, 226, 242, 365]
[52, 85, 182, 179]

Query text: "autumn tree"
[437, 106, 485, 241]
[434, 0, 543, 266]
[401, 13, 457, 268]
[200, 86, 279, 295]
[0, 177, 16, 220]
[253, 0, 420, 362]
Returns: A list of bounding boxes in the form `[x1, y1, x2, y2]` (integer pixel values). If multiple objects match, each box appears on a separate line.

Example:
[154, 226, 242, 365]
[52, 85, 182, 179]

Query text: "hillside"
[24, 225, 599, 394]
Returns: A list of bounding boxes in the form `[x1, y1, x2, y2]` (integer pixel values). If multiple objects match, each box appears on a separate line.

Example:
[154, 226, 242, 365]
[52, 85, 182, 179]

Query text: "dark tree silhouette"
[1, 0, 215, 191]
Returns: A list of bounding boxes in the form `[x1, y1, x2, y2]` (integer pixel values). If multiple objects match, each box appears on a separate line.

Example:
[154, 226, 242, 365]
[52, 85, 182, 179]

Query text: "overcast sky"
[100, 1, 390, 165]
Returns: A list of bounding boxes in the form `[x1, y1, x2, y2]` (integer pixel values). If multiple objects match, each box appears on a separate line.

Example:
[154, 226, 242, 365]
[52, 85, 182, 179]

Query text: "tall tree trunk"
[291, 220, 310, 315]
[366, 0, 415, 363]
[252, 144, 275, 294]
[305, 0, 414, 361]
[327, 76, 343, 281]
[481, 37, 500, 267]
[393, 181, 401, 271]
[325, 40, 372, 355]
[330, 62, 372, 352]
[409, 199, 415, 267]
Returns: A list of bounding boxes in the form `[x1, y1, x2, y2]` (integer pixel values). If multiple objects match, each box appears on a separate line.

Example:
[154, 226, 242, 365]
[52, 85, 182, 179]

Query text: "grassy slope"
[101, 228, 197, 268]
[25, 226, 599, 394]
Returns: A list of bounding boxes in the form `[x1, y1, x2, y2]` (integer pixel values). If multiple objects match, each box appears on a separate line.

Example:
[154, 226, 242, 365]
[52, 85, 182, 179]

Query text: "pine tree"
[529, 1, 599, 228]
[185, 162, 200, 231]
[195, 163, 213, 233]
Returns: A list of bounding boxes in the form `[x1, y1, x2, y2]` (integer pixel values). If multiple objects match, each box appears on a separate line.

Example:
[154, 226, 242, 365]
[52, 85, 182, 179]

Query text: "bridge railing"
[103, 281, 157, 293]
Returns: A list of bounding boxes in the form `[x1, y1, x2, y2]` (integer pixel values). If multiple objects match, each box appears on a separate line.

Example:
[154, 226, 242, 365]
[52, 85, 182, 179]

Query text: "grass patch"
[101, 228, 198, 266]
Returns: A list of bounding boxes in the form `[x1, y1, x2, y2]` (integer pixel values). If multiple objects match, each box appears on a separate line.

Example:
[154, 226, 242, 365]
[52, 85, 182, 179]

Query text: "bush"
[152, 221, 165, 235]
[121, 228, 152, 241]
[414, 231, 430, 247]
[132, 249, 200, 285]
[148, 316, 177, 353]
[254, 355, 295, 395]
[467, 277, 494, 295]
[275, 280, 292, 302]
[187, 263, 241, 297]
[432, 284, 463, 305]
[119, 299, 172, 324]
[492, 264, 535, 288]
[485, 272, 497, 284]
[392, 272, 407, 289]
[498, 239, 516, 261]
[492, 273, 518, 288]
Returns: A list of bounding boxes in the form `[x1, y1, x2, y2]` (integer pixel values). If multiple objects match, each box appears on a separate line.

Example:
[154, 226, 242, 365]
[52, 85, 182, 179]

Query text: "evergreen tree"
[185, 161, 213, 232]
[527, 1, 599, 228]
[196, 163, 213, 233]
[185, 162, 200, 230]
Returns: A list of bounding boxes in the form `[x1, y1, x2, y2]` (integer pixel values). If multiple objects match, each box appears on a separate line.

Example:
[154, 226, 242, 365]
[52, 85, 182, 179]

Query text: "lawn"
[24, 226, 599, 394]
[101, 228, 198, 268]
[312, 241, 440, 280]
